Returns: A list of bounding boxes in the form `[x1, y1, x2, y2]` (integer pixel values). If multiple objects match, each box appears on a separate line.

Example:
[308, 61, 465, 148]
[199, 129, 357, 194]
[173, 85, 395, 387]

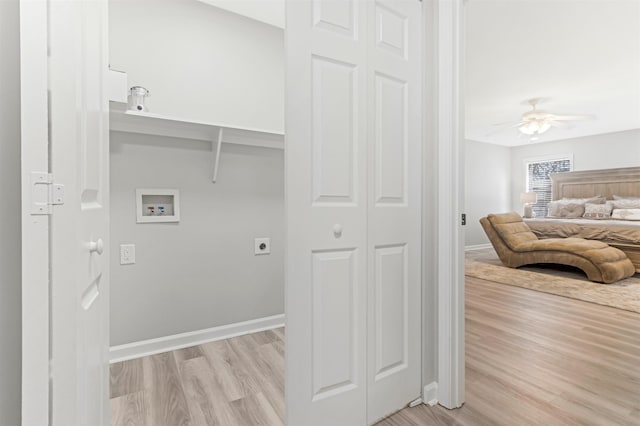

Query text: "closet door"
[366, 0, 423, 423]
[47, 0, 110, 425]
[286, 0, 369, 424]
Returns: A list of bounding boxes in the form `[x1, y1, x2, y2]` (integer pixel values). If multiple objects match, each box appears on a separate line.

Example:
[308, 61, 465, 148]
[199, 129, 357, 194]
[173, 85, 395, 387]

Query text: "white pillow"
[613, 195, 640, 200]
[547, 201, 585, 218]
[612, 199, 640, 209]
[560, 196, 605, 205]
[611, 208, 640, 221]
[583, 202, 613, 219]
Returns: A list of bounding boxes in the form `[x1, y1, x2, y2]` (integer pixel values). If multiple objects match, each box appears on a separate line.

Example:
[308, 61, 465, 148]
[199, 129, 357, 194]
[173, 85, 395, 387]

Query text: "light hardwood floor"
[111, 276, 640, 426]
[110, 328, 285, 426]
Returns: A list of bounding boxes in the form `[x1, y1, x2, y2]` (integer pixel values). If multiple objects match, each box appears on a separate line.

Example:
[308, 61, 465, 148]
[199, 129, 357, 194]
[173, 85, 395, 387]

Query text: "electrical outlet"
[120, 244, 136, 265]
[254, 237, 271, 255]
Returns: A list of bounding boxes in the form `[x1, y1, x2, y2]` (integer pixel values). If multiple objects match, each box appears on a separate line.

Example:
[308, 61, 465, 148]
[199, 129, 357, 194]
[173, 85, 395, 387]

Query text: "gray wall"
[109, 0, 284, 133]
[464, 130, 640, 247]
[464, 139, 511, 246]
[509, 129, 640, 212]
[110, 132, 284, 345]
[109, 0, 286, 346]
[0, 0, 22, 423]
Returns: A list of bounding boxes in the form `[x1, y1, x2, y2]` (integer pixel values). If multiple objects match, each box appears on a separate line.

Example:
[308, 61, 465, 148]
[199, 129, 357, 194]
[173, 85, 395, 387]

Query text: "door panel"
[367, 0, 422, 423]
[312, 56, 358, 204]
[313, 0, 356, 38]
[375, 3, 408, 58]
[286, 0, 368, 423]
[375, 73, 408, 204]
[311, 249, 359, 401]
[374, 244, 408, 381]
[288, 0, 422, 423]
[49, 0, 110, 425]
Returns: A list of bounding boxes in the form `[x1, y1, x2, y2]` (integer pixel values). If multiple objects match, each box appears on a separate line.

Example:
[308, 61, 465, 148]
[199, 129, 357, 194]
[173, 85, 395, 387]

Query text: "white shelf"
[109, 102, 284, 150]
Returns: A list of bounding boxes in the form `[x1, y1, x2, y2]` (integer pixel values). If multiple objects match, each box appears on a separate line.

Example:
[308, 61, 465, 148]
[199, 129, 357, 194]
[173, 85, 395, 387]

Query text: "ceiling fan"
[493, 98, 594, 140]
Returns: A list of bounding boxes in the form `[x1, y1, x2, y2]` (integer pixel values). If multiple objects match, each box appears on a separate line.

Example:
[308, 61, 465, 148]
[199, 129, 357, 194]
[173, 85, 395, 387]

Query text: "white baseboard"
[423, 382, 438, 406]
[464, 243, 492, 251]
[109, 313, 285, 363]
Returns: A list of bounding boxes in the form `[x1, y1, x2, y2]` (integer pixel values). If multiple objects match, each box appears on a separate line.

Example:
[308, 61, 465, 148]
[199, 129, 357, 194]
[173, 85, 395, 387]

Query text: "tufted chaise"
[480, 212, 635, 284]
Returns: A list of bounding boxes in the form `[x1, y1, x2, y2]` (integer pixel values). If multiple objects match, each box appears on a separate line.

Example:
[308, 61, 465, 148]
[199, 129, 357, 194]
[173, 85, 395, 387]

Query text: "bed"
[524, 166, 640, 272]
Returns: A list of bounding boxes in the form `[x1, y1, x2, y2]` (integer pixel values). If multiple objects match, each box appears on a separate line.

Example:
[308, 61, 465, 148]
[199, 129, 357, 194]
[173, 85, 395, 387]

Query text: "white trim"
[465, 243, 492, 251]
[436, 0, 465, 409]
[423, 382, 438, 406]
[20, 0, 51, 424]
[109, 314, 285, 363]
[523, 152, 575, 166]
[135, 188, 181, 223]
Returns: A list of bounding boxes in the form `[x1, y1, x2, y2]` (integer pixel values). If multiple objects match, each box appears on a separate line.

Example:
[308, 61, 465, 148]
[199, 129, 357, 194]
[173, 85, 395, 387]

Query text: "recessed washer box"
[136, 188, 180, 223]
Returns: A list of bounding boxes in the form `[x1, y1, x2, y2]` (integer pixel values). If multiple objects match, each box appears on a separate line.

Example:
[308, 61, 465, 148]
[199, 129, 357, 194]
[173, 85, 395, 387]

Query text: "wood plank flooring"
[380, 276, 640, 426]
[110, 328, 285, 426]
[111, 277, 640, 425]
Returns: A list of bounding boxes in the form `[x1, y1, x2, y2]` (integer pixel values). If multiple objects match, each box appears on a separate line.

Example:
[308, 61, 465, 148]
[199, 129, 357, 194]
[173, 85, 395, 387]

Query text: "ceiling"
[196, 0, 284, 28]
[465, 0, 640, 147]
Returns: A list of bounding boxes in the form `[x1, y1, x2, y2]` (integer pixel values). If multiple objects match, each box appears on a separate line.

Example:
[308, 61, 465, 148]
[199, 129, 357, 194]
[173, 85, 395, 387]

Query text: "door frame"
[20, 0, 51, 424]
[435, 0, 465, 408]
[20, 0, 466, 421]
[422, 0, 465, 409]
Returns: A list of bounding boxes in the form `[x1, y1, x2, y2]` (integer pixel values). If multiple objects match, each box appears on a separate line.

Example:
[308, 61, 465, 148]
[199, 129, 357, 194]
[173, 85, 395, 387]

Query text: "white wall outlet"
[120, 244, 136, 265]
[254, 237, 271, 255]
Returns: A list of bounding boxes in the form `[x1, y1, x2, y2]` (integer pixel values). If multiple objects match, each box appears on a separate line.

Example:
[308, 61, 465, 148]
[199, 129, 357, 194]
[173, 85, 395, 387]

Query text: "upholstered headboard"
[551, 167, 640, 200]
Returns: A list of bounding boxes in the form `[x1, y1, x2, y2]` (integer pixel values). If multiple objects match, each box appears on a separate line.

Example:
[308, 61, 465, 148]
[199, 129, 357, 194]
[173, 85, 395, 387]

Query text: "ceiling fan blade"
[550, 121, 573, 129]
[485, 121, 526, 137]
[550, 114, 595, 121]
[485, 126, 513, 137]
[491, 121, 514, 127]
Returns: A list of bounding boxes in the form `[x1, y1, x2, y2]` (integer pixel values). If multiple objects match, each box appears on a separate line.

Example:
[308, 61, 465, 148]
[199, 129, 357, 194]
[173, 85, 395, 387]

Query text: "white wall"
[195, 0, 284, 28]
[464, 130, 640, 247]
[510, 129, 640, 212]
[109, 0, 285, 345]
[110, 132, 284, 345]
[109, 0, 284, 133]
[464, 140, 511, 247]
[0, 0, 22, 423]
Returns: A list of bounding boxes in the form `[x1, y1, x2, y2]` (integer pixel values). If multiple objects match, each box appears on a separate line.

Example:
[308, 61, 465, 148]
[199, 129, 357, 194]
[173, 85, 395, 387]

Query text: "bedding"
[612, 199, 640, 209]
[583, 202, 613, 219]
[525, 218, 640, 246]
[547, 201, 585, 218]
[611, 209, 640, 221]
[522, 166, 640, 272]
[525, 217, 640, 272]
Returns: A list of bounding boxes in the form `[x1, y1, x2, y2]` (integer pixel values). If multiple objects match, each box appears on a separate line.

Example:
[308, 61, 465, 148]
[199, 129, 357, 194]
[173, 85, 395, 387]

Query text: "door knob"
[333, 224, 343, 238]
[89, 238, 104, 255]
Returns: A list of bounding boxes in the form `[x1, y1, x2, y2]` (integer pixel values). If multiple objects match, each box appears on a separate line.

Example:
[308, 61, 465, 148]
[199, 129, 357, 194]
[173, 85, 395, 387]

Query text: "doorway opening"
[107, 1, 286, 424]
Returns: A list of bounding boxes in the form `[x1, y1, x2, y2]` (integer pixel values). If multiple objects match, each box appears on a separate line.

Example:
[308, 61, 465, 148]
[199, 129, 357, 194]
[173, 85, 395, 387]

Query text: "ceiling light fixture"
[518, 118, 551, 136]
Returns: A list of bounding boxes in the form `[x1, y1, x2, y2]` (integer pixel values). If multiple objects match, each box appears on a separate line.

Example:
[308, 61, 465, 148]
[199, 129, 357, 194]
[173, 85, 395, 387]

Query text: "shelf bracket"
[212, 128, 224, 183]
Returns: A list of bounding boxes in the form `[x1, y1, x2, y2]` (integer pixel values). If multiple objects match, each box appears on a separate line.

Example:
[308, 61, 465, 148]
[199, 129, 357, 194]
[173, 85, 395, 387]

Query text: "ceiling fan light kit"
[508, 98, 594, 140]
[519, 119, 551, 136]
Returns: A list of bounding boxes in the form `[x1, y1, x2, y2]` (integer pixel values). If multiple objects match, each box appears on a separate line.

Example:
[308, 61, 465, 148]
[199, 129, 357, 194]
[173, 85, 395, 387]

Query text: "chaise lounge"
[480, 212, 635, 284]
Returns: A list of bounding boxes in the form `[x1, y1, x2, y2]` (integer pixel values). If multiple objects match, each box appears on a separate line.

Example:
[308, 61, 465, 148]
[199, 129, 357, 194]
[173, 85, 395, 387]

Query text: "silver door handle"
[333, 224, 343, 238]
[89, 238, 104, 255]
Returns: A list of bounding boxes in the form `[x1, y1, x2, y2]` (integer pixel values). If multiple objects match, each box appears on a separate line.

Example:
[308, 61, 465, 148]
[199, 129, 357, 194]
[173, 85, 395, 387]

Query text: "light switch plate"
[120, 244, 136, 265]
[254, 237, 271, 255]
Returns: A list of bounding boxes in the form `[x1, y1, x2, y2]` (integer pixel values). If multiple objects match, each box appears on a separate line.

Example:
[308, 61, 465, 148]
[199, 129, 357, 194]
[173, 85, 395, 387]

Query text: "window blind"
[526, 158, 572, 217]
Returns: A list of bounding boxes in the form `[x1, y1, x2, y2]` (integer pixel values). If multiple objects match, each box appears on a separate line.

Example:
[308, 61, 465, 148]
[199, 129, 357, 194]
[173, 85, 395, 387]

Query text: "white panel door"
[286, 0, 368, 424]
[367, 0, 422, 422]
[48, 1, 110, 425]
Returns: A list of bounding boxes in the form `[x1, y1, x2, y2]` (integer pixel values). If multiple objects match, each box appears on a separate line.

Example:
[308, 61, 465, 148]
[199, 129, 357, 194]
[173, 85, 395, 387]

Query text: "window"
[525, 157, 572, 217]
